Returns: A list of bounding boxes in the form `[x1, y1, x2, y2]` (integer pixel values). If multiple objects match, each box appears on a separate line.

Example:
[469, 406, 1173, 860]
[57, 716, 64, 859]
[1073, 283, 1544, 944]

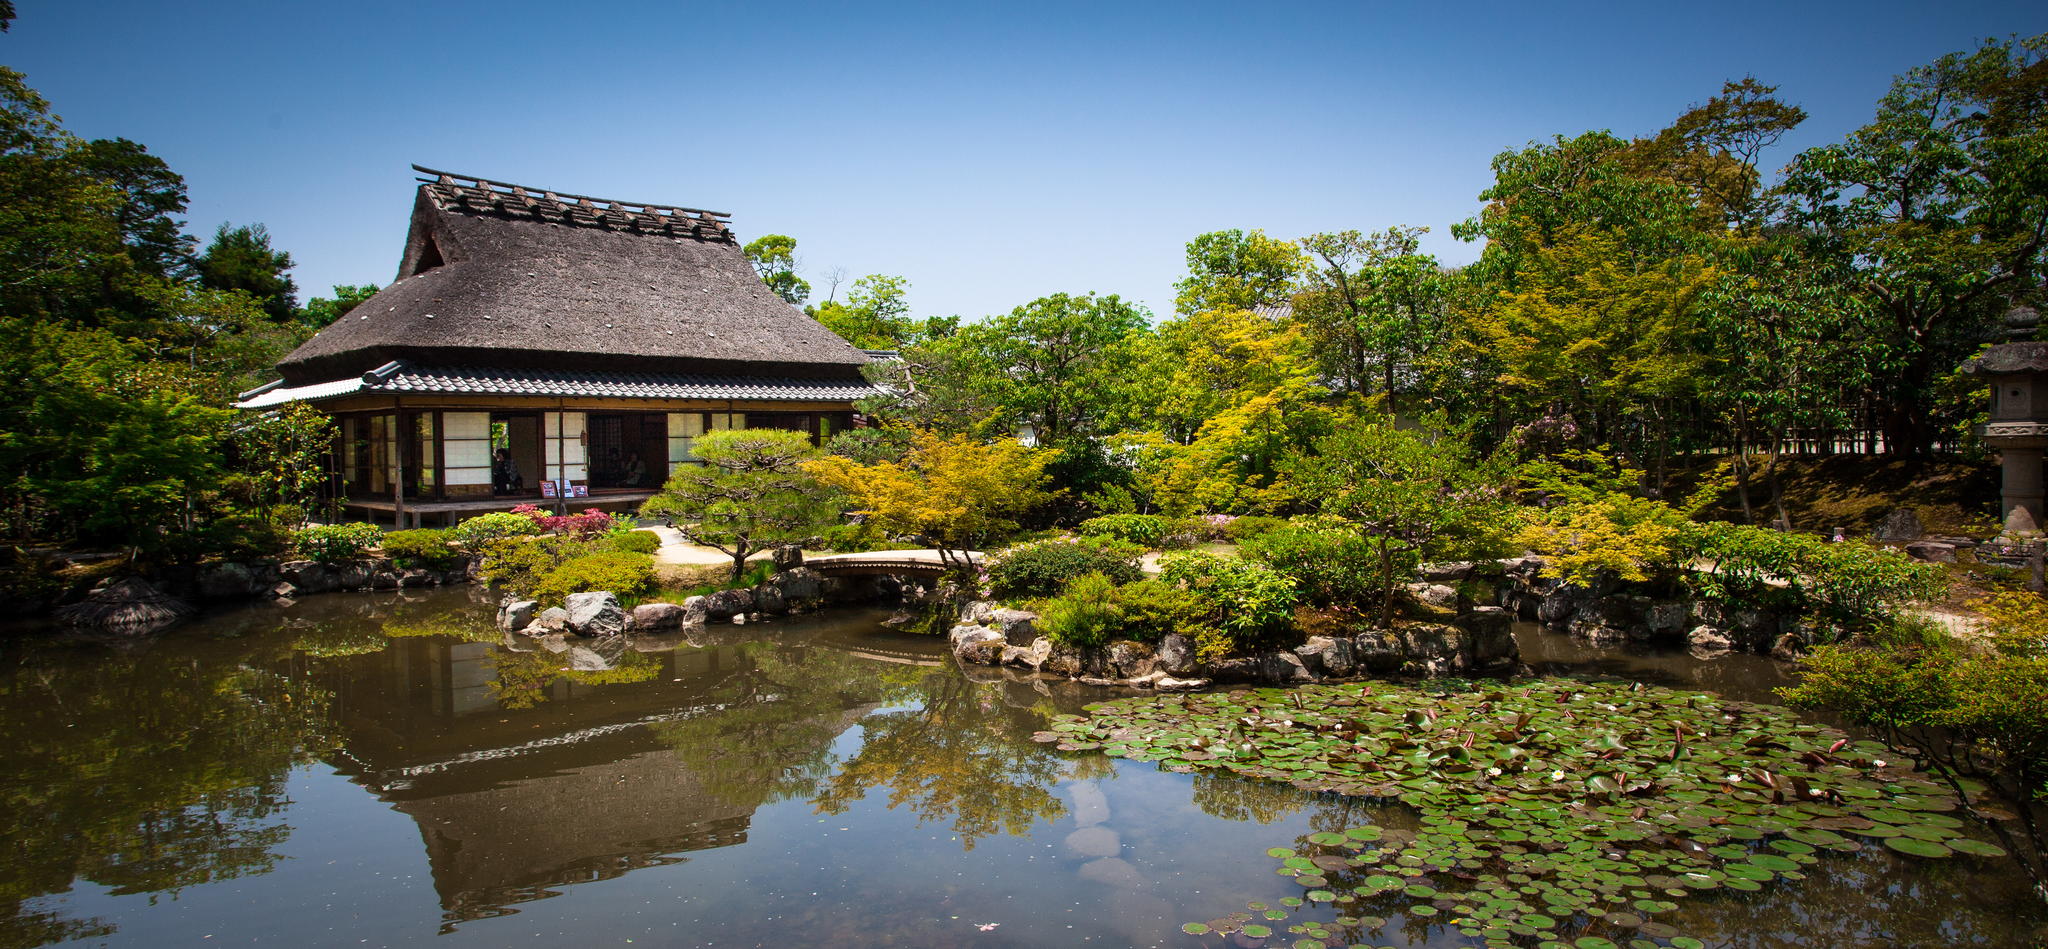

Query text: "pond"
[1, 588, 2042, 948]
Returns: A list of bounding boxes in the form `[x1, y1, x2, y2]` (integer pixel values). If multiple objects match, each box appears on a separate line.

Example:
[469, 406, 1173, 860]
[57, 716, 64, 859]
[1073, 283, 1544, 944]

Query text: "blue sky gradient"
[8, 1, 2046, 321]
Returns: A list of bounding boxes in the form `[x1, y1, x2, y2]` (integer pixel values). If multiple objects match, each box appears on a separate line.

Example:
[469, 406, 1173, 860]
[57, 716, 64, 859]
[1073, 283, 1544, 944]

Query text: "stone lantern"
[1963, 305, 2048, 538]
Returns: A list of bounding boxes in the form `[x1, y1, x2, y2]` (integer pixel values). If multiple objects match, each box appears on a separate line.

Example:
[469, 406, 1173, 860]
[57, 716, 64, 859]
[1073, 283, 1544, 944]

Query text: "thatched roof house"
[238, 166, 877, 524]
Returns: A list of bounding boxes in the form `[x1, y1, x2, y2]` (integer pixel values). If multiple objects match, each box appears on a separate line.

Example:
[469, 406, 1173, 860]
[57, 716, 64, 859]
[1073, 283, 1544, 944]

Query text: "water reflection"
[3, 593, 2046, 947]
[0, 632, 336, 948]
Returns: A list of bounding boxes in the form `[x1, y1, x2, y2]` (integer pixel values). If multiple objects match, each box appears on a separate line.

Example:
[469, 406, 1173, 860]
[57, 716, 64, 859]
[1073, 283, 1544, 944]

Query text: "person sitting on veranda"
[493, 448, 523, 495]
[624, 451, 647, 487]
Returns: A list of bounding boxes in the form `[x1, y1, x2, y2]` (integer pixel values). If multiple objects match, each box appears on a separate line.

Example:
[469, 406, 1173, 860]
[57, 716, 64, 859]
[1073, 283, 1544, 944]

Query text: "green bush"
[606, 529, 662, 555]
[379, 528, 464, 570]
[985, 535, 1144, 601]
[531, 550, 659, 604]
[1033, 576, 1206, 648]
[1224, 515, 1288, 543]
[1682, 521, 1942, 638]
[819, 519, 914, 553]
[476, 534, 595, 595]
[1243, 519, 1384, 608]
[1077, 514, 1171, 547]
[452, 511, 542, 550]
[1159, 552, 1299, 660]
[1036, 572, 1126, 648]
[293, 522, 383, 563]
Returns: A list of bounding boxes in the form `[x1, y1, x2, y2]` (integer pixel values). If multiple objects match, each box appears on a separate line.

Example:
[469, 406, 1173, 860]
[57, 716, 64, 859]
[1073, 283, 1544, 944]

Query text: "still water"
[1, 587, 2042, 948]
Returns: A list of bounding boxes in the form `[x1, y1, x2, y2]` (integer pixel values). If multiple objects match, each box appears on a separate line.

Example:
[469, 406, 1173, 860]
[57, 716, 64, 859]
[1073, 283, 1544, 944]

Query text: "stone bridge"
[801, 549, 982, 579]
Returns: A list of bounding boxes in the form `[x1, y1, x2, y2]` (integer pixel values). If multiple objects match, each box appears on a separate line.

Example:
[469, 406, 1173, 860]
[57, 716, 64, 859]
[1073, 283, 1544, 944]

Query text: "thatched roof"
[274, 166, 870, 385]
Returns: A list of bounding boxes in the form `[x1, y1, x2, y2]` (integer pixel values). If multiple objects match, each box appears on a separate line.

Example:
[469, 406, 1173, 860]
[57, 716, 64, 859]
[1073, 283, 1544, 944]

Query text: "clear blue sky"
[7, 1, 2045, 322]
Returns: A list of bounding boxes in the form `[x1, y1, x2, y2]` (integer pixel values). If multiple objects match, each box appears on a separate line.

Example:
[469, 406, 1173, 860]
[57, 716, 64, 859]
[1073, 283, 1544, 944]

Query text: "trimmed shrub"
[1159, 552, 1299, 661]
[452, 511, 542, 549]
[606, 529, 662, 555]
[1077, 513, 1171, 548]
[1243, 519, 1383, 609]
[1033, 577, 1206, 648]
[985, 535, 1144, 601]
[476, 534, 596, 595]
[1036, 572, 1126, 648]
[1224, 515, 1288, 543]
[379, 528, 464, 570]
[531, 550, 658, 604]
[293, 522, 383, 563]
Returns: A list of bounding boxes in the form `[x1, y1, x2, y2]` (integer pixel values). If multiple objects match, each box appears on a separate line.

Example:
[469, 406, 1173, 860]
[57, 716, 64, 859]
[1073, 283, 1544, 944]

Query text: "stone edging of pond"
[493, 567, 917, 639]
[1493, 556, 1807, 659]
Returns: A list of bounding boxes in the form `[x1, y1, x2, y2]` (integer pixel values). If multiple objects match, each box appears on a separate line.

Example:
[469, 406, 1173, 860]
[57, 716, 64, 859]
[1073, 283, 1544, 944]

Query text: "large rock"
[989, 609, 1039, 645]
[1642, 600, 1690, 639]
[1456, 607, 1517, 666]
[331, 561, 373, 590]
[631, 601, 688, 632]
[1398, 623, 1467, 674]
[1875, 507, 1925, 542]
[535, 606, 569, 631]
[950, 625, 1006, 665]
[1294, 635, 1357, 677]
[1687, 624, 1733, 659]
[562, 592, 626, 637]
[752, 586, 789, 615]
[1155, 634, 1197, 676]
[1905, 541, 1958, 564]
[766, 567, 824, 605]
[398, 568, 435, 588]
[699, 588, 755, 622]
[771, 545, 805, 571]
[1351, 628, 1409, 675]
[498, 599, 538, 631]
[197, 562, 258, 598]
[1107, 640, 1157, 679]
[1043, 643, 1084, 678]
[280, 560, 334, 594]
[1403, 582, 1461, 616]
[1001, 638, 1054, 669]
[1418, 561, 1475, 583]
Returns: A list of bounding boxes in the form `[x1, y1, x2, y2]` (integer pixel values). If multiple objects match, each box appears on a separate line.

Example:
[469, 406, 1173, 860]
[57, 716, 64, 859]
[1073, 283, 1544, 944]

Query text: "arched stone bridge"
[802, 550, 982, 579]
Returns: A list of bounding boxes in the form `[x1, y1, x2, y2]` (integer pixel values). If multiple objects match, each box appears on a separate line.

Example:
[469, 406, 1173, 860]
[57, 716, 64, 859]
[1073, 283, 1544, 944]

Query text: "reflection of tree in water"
[0, 640, 337, 949]
[811, 671, 1071, 849]
[653, 643, 925, 811]
[484, 649, 664, 709]
[1190, 771, 1311, 824]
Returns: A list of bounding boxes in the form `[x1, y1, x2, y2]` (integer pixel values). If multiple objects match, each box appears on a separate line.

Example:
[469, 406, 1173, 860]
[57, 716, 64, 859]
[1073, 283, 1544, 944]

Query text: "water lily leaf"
[1948, 838, 2009, 858]
[1884, 836, 1954, 858]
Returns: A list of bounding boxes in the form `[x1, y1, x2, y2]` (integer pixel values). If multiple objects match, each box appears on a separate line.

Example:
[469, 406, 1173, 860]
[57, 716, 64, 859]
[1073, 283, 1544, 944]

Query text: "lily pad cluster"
[1034, 679, 2006, 948]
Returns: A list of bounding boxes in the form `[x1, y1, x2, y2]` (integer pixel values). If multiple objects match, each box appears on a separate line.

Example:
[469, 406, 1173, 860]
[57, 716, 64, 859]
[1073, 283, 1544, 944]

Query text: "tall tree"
[812, 274, 924, 348]
[195, 222, 297, 322]
[71, 137, 191, 281]
[1172, 229, 1305, 315]
[1296, 226, 1449, 404]
[742, 233, 810, 305]
[641, 429, 839, 581]
[297, 283, 380, 329]
[1778, 33, 2048, 455]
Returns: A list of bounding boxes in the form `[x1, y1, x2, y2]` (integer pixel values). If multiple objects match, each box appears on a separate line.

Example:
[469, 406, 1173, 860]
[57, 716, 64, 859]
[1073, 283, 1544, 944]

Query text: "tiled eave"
[236, 362, 880, 409]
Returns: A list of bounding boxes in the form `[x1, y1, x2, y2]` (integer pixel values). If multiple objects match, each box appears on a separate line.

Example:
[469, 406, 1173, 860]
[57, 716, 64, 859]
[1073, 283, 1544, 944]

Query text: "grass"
[650, 558, 779, 602]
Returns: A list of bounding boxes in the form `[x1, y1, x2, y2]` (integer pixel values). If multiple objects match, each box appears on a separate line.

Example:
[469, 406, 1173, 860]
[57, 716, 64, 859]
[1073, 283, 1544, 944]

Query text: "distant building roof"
[273, 166, 869, 386]
[237, 360, 879, 409]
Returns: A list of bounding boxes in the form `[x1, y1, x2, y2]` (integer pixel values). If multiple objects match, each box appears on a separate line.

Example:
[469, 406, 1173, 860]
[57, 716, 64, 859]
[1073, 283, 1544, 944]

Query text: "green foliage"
[1783, 631, 2048, 885]
[1517, 494, 1688, 588]
[806, 429, 1060, 567]
[1158, 552, 1299, 660]
[1077, 513, 1171, 547]
[377, 528, 462, 570]
[1242, 518, 1384, 609]
[1034, 576, 1206, 648]
[606, 529, 661, 555]
[1282, 416, 1513, 628]
[1173, 229, 1306, 315]
[451, 511, 542, 549]
[1034, 572, 1126, 648]
[296, 283, 379, 329]
[742, 234, 810, 305]
[292, 522, 381, 563]
[812, 274, 923, 348]
[232, 401, 334, 515]
[1682, 521, 1942, 637]
[1222, 515, 1287, 543]
[194, 222, 296, 322]
[642, 428, 838, 581]
[530, 550, 658, 605]
[984, 535, 1143, 601]
[1295, 225, 1450, 402]
[475, 535, 591, 595]
[816, 518, 913, 553]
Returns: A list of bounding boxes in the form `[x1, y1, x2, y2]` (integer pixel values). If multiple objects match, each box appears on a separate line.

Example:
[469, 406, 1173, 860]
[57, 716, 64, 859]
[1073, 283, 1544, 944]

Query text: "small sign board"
[570, 483, 589, 498]
[539, 480, 558, 498]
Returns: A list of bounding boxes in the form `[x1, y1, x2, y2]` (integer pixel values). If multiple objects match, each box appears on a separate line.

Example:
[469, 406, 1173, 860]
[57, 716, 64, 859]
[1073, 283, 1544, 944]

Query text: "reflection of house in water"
[317, 635, 879, 926]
